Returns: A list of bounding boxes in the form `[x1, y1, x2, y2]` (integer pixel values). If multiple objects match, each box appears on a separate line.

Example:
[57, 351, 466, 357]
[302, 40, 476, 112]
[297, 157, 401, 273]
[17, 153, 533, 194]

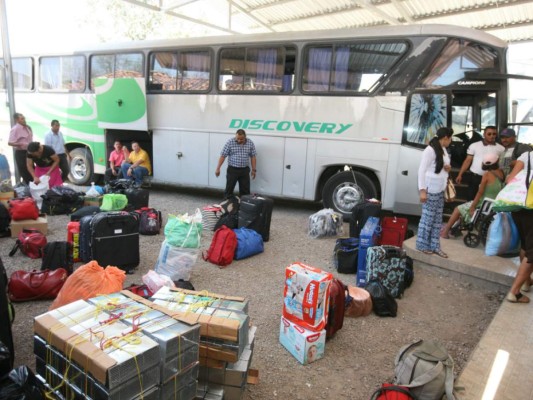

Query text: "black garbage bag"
[0, 365, 45, 400]
[365, 279, 398, 317]
[0, 341, 12, 377]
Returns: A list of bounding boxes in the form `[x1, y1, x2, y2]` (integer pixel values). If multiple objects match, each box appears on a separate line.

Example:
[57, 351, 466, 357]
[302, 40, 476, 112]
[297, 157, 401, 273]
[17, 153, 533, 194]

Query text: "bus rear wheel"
[322, 170, 378, 220]
[69, 148, 94, 186]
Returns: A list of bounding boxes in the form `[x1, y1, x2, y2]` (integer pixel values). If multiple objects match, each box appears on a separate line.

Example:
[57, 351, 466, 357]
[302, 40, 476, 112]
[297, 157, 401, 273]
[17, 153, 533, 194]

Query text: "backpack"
[8, 229, 47, 259]
[40, 187, 84, 215]
[404, 256, 414, 288]
[333, 237, 358, 274]
[214, 195, 240, 230]
[136, 207, 162, 235]
[325, 278, 346, 339]
[365, 279, 397, 317]
[203, 225, 237, 267]
[233, 228, 264, 260]
[394, 339, 456, 400]
[370, 384, 415, 400]
[219, 195, 240, 215]
[41, 241, 73, 274]
[0, 202, 11, 237]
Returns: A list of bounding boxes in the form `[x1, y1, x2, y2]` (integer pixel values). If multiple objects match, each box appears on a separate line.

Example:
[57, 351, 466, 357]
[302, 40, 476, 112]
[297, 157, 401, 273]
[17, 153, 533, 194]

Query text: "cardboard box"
[84, 196, 102, 207]
[0, 191, 13, 208]
[282, 262, 332, 331]
[10, 214, 48, 237]
[279, 316, 326, 365]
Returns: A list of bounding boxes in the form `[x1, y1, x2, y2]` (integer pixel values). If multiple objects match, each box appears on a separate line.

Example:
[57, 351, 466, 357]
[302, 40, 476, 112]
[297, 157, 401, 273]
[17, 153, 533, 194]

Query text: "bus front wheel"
[322, 171, 378, 220]
[69, 148, 94, 186]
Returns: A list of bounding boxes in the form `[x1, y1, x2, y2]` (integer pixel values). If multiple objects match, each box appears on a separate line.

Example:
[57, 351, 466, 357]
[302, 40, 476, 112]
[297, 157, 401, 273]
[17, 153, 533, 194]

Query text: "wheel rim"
[71, 156, 88, 181]
[332, 182, 364, 214]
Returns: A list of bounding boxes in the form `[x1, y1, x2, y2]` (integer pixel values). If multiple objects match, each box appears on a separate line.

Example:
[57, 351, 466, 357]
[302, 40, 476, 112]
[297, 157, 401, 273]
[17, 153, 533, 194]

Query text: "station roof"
[124, 0, 533, 43]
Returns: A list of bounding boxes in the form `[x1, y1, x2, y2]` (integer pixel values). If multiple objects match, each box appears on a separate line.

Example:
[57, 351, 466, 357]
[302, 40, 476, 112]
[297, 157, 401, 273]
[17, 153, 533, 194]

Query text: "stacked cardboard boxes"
[150, 286, 256, 400]
[280, 262, 332, 365]
[33, 291, 200, 400]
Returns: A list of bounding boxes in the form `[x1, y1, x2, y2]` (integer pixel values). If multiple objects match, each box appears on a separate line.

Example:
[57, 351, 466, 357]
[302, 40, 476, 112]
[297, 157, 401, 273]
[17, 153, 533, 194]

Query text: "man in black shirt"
[26, 141, 62, 187]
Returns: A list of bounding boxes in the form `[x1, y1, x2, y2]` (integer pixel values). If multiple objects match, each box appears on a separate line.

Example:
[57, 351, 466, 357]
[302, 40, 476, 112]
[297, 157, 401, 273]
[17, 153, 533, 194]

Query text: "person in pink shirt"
[104, 140, 130, 183]
[8, 113, 33, 184]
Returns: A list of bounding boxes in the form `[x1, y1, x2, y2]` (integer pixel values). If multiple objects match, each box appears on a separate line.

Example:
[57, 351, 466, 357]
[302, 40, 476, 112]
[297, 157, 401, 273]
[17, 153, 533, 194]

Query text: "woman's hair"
[429, 127, 453, 173]
[481, 161, 500, 171]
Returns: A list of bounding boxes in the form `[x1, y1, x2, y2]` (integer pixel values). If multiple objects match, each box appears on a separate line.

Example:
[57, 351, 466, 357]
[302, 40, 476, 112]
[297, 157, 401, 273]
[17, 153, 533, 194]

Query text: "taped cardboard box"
[153, 286, 249, 313]
[10, 213, 48, 237]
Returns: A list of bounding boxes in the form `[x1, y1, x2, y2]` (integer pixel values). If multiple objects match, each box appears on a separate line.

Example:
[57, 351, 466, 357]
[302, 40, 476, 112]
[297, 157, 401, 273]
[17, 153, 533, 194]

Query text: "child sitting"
[440, 153, 504, 239]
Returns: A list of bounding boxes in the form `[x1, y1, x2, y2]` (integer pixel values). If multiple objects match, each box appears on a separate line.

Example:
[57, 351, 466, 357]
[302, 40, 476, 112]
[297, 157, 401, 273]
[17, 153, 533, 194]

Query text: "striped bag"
[201, 205, 222, 231]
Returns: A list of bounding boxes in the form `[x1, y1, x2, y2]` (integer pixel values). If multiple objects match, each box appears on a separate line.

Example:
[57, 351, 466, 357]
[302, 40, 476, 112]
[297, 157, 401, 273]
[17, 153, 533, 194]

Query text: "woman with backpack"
[415, 127, 453, 258]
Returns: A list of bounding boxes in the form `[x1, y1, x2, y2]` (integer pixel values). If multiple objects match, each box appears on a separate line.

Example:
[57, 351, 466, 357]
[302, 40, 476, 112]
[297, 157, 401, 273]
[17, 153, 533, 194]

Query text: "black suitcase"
[238, 194, 273, 242]
[124, 188, 149, 210]
[90, 211, 139, 272]
[349, 201, 382, 238]
[0, 256, 14, 376]
[79, 214, 95, 262]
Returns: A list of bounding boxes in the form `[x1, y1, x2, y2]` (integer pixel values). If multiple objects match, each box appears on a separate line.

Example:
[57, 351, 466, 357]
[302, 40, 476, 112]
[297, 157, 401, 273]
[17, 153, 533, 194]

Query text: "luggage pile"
[151, 286, 256, 400]
[34, 290, 201, 400]
[332, 200, 414, 318]
[202, 194, 273, 267]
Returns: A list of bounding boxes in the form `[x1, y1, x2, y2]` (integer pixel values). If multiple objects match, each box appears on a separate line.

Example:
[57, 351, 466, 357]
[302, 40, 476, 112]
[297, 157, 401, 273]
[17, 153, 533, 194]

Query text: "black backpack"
[365, 279, 398, 317]
[136, 207, 162, 235]
[214, 195, 240, 229]
[41, 241, 73, 274]
[40, 187, 84, 215]
[0, 203, 10, 238]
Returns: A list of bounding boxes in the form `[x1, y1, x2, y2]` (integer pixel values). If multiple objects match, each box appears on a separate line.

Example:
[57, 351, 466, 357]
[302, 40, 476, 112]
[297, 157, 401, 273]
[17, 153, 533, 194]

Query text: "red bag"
[203, 225, 237, 267]
[379, 216, 408, 247]
[370, 383, 414, 400]
[124, 284, 154, 298]
[8, 197, 39, 221]
[326, 278, 346, 339]
[8, 268, 68, 302]
[9, 229, 47, 259]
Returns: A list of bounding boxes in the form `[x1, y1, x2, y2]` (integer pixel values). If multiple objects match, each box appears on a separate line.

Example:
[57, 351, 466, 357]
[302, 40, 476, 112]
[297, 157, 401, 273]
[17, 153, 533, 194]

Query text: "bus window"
[303, 41, 408, 93]
[0, 58, 33, 90]
[421, 39, 499, 88]
[40, 56, 85, 91]
[218, 46, 294, 92]
[149, 50, 210, 92]
[90, 53, 143, 90]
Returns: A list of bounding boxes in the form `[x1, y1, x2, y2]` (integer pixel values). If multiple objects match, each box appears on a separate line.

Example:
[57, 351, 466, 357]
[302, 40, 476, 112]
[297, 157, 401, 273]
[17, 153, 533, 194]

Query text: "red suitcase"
[325, 278, 346, 339]
[379, 216, 408, 247]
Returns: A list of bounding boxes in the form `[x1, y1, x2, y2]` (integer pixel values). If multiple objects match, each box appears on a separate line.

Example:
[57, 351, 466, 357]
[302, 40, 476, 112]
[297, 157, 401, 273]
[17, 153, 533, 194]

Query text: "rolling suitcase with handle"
[90, 211, 140, 272]
[238, 194, 273, 242]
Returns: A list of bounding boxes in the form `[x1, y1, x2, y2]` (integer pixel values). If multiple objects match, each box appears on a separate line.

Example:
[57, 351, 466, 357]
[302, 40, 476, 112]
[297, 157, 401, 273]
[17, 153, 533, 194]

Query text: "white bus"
[0, 24, 513, 217]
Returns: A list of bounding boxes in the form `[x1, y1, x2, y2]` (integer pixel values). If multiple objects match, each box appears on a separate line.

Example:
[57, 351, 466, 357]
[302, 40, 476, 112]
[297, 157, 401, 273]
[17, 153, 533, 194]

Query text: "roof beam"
[160, 0, 200, 12]
[267, 3, 364, 27]
[227, 0, 275, 32]
[409, 0, 533, 21]
[390, 0, 414, 23]
[352, 0, 401, 25]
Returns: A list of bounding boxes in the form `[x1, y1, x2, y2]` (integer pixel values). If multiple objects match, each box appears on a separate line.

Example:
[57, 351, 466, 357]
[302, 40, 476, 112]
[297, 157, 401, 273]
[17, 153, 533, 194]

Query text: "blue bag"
[234, 227, 264, 260]
[0, 154, 10, 181]
[485, 212, 520, 256]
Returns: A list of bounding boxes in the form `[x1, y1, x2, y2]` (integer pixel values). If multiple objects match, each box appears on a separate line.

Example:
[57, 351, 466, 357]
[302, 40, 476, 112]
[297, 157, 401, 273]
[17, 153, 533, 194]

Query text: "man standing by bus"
[455, 126, 504, 201]
[44, 120, 70, 182]
[215, 129, 257, 198]
[8, 113, 33, 184]
[498, 128, 532, 178]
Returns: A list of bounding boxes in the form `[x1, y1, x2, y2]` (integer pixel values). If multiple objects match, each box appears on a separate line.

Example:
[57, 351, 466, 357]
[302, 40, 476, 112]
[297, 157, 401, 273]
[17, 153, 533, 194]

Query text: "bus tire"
[69, 148, 94, 186]
[322, 170, 378, 220]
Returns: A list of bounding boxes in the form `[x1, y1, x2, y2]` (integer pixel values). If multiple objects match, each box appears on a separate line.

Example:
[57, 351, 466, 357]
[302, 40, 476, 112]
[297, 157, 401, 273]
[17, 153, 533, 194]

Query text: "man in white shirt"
[455, 126, 504, 201]
[44, 120, 70, 182]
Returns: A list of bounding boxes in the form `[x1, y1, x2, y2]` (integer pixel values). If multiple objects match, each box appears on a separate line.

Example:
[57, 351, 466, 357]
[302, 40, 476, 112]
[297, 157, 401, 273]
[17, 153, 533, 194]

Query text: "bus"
[0, 24, 515, 217]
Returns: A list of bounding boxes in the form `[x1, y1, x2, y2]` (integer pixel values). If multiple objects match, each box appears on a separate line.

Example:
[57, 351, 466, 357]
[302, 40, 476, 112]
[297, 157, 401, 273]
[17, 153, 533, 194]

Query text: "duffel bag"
[8, 268, 68, 302]
[234, 227, 264, 260]
[8, 197, 39, 221]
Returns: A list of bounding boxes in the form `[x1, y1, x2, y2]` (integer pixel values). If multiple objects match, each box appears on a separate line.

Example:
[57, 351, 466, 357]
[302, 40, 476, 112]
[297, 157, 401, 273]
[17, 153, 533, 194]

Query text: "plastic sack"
[100, 193, 128, 211]
[0, 365, 45, 400]
[13, 183, 30, 198]
[485, 212, 520, 256]
[85, 182, 99, 197]
[154, 240, 198, 281]
[142, 270, 176, 294]
[492, 170, 529, 212]
[308, 208, 344, 238]
[164, 211, 202, 248]
[29, 175, 49, 210]
[49, 260, 126, 310]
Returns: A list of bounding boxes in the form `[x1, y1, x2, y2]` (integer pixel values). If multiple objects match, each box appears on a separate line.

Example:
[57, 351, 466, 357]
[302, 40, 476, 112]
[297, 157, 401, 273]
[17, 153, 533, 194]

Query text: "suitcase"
[124, 188, 149, 209]
[79, 215, 95, 263]
[356, 216, 380, 288]
[379, 216, 408, 247]
[67, 221, 80, 262]
[90, 211, 139, 272]
[366, 245, 407, 298]
[333, 237, 358, 274]
[349, 201, 381, 238]
[238, 194, 273, 242]
[326, 278, 345, 339]
[0, 256, 14, 376]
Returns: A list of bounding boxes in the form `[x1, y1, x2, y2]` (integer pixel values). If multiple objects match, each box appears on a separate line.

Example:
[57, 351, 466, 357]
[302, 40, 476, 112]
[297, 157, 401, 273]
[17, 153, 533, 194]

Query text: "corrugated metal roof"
[125, 0, 533, 42]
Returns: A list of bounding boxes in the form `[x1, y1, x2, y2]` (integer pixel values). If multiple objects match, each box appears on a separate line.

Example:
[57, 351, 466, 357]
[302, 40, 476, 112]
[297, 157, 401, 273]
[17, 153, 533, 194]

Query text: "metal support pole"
[0, 0, 18, 181]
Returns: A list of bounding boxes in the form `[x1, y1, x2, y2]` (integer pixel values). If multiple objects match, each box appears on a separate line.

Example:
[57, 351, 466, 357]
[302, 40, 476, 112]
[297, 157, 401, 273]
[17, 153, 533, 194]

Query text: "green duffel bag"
[164, 212, 202, 249]
[100, 193, 128, 211]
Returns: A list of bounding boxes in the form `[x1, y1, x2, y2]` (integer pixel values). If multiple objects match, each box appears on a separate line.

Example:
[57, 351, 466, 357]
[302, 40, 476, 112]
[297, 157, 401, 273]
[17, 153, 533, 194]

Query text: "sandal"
[434, 249, 448, 258]
[506, 292, 530, 303]
[418, 249, 433, 255]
